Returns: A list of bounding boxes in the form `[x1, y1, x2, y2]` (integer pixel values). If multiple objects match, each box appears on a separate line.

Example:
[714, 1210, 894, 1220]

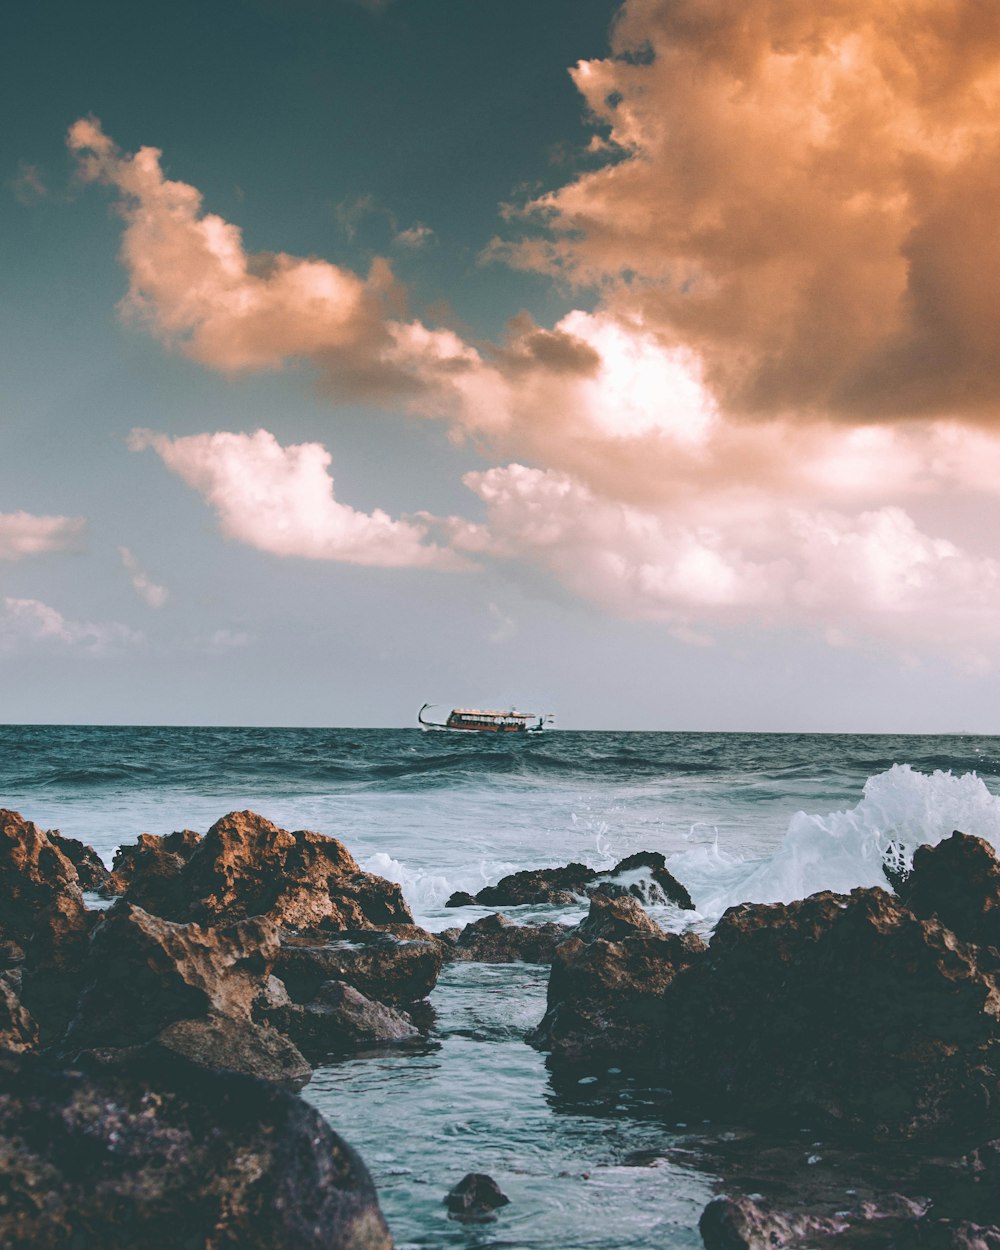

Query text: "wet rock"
[440, 913, 572, 964]
[63, 901, 311, 1086]
[0, 809, 83, 947]
[276, 926, 441, 1005]
[100, 828, 201, 904]
[0, 1047, 392, 1249]
[531, 894, 706, 1060]
[115, 811, 414, 931]
[269, 981, 418, 1060]
[475, 862, 597, 907]
[48, 830, 109, 891]
[445, 1172, 510, 1220]
[601, 851, 695, 910]
[899, 832, 1000, 951]
[0, 972, 36, 1053]
[445, 890, 477, 907]
[699, 1194, 842, 1249]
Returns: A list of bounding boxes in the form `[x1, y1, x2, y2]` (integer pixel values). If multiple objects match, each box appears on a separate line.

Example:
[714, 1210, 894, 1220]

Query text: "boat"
[418, 703, 553, 734]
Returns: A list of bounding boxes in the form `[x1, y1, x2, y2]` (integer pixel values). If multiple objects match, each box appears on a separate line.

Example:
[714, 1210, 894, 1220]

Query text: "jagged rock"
[445, 1172, 510, 1220]
[899, 832, 1000, 951]
[469, 852, 696, 911]
[0, 809, 83, 947]
[445, 890, 477, 907]
[269, 981, 418, 1059]
[0, 940, 24, 969]
[475, 862, 597, 907]
[601, 851, 695, 910]
[0, 973, 36, 1053]
[276, 927, 441, 1005]
[440, 913, 572, 964]
[439, 913, 571, 963]
[699, 1194, 842, 1249]
[531, 894, 706, 1060]
[48, 831, 109, 891]
[63, 902, 310, 1086]
[113, 811, 413, 931]
[20, 893, 95, 1045]
[0, 1047, 391, 1249]
[100, 828, 201, 903]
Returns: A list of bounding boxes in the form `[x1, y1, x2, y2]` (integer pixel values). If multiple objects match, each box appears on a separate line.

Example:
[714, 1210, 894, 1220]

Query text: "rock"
[114, 811, 414, 931]
[531, 894, 706, 1060]
[276, 927, 441, 1005]
[48, 830, 109, 891]
[269, 981, 418, 1060]
[445, 890, 477, 907]
[100, 828, 201, 903]
[0, 1047, 391, 1249]
[440, 913, 572, 964]
[0, 972, 36, 1053]
[20, 892, 95, 1045]
[63, 901, 311, 1087]
[444, 1172, 510, 1220]
[602, 851, 696, 910]
[475, 862, 597, 907]
[699, 1195, 841, 1249]
[899, 832, 1000, 950]
[0, 809, 83, 947]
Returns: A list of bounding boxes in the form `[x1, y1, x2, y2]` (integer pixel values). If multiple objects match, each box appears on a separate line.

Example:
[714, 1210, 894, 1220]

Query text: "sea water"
[4, 726, 1000, 1247]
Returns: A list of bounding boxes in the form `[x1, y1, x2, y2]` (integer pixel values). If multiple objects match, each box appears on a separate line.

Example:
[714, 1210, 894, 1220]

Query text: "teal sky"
[5, 0, 1000, 730]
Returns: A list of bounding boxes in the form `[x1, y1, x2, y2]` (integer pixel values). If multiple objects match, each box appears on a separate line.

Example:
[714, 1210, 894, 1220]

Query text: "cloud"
[119, 546, 169, 608]
[0, 597, 141, 656]
[205, 628, 253, 652]
[130, 427, 465, 569]
[499, 0, 1000, 424]
[487, 602, 517, 644]
[451, 464, 1000, 662]
[0, 512, 85, 559]
[11, 162, 47, 205]
[394, 224, 435, 250]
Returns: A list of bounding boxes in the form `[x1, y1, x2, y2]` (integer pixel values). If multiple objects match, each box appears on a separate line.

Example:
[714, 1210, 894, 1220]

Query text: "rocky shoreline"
[3, 805, 1000, 1246]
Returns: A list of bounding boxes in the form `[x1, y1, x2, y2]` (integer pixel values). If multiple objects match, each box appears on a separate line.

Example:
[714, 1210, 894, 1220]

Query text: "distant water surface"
[4, 725, 1000, 1247]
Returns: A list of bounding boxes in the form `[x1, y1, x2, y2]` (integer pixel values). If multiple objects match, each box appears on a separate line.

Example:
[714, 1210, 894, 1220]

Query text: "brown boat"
[418, 703, 552, 734]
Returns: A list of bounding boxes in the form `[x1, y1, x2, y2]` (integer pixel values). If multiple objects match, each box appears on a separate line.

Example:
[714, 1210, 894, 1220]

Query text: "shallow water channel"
[305, 963, 716, 1250]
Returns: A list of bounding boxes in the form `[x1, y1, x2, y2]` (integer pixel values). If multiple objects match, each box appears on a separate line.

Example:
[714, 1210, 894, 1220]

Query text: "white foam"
[670, 764, 1000, 921]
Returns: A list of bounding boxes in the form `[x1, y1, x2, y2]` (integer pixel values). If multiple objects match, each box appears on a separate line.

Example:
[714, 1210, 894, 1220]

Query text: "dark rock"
[20, 892, 96, 1044]
[63, 901, 311, 1086]
[445, 1172, 510, 1220]
[0, 940, 24, 969]
[114, 810, 414, 931]
[269, 981, 418, 1059]
[475, 862, 597, 907]
[441, 913, 572, 964]
[0, 1047, 391, 1249]
[0, 972, 36, 1053]
[445, 890, 477, 907]
[0, 809, 84, 947]
[699, 1195, 841, 1249]
[899, 832, 1000, 950]
[100, 828, 201, 903]
[49, 830, 109, 891]
[276, 926, 441, 1005]
[603, 851, 696, 910]
[531, 894, 706, 1060]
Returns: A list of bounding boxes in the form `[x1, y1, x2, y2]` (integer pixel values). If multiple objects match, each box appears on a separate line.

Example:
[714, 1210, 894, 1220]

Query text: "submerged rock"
[440, 913, 572, 964]
[445, 1172, 510, 1220]
[600, 851, 695, 910]
[0, 1047, 392, 1250]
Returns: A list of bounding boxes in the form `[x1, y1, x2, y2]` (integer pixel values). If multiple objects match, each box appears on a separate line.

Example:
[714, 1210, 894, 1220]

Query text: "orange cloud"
[501, 0, 1000, 423]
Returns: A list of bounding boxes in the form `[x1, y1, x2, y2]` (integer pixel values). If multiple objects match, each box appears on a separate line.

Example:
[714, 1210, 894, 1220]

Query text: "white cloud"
[0, 597, 141, 656]
[130, 427, 466, 569]
[0, 512, 85, 559]
[394, 223, 435, 250]
[119, 546, 169, 608]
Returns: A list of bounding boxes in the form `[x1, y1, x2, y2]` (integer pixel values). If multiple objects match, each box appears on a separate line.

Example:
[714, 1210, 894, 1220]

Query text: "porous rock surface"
[535, 832, 1000, 1143]
[0, 810, 84, 947]
[48, 830, 109, 891]
[0, 1048, 392, 1250]
[439, 913, 572, 964]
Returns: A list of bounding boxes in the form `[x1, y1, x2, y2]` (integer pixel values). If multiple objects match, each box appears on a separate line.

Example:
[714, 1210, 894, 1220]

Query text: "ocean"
[5, 725, 1000, 1248]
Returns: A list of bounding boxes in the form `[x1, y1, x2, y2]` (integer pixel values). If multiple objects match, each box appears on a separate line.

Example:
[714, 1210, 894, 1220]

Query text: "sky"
[5, 0, 1000, 731]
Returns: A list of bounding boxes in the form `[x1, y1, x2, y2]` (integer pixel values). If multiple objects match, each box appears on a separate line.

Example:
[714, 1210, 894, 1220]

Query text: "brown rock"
[445, 1172, 510, 1220]
[475, 862, 597, 906]
[276, 927, 441, 1005]
[441, 913, 572, 964]
[48, 831, 109, 891]
[0, 809, 83, 947]
[268, 981, 418, 1060]
[100, 828, 201, 903]
[603, 851, 696, 910]
[899, 832, 1000, 951]
[0, 1047, 392, 1249]
[0, 973, 36, 1054]
[20, 893, 95, 1045]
